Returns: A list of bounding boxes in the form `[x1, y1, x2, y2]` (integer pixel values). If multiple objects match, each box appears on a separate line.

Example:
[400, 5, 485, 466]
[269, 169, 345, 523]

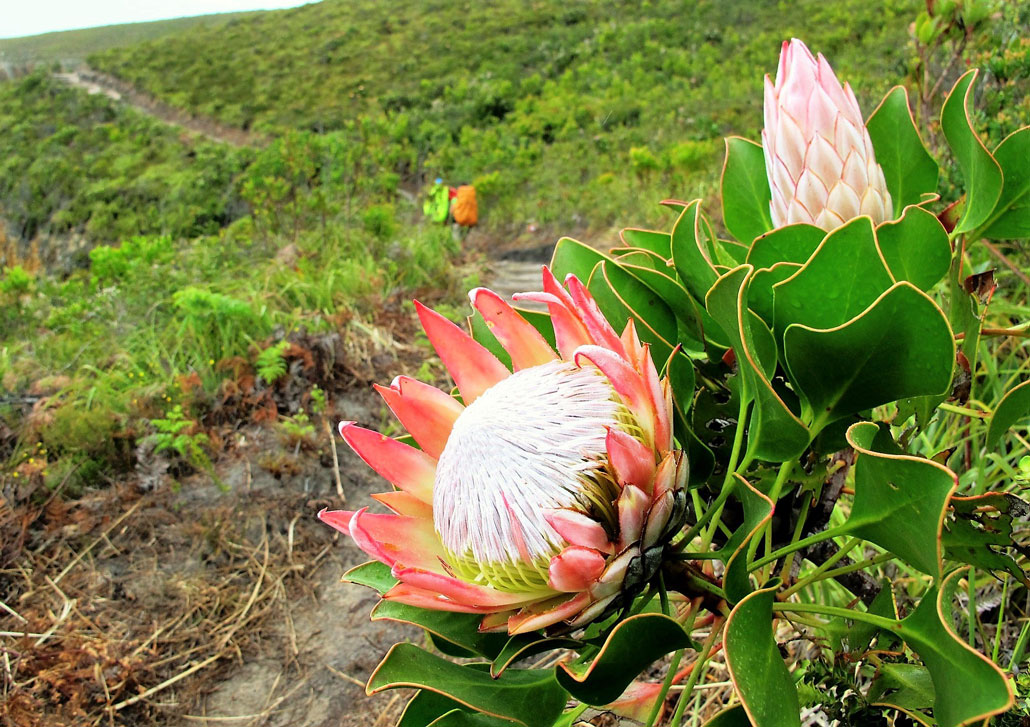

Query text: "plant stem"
[781, 537, 859, 596]
[689, 399, 752, 552]
[779, 486, 812, 581]
[783, 549, 893, 599]
[750, 524, 850, 571]
[770, 602, 898, 632]
[750, 460, 795, 568]
[667, 619, 724, 727]
[938, 402, 989, 418]
[645, 598, 701, 727]
[992, 575, 1010, 664]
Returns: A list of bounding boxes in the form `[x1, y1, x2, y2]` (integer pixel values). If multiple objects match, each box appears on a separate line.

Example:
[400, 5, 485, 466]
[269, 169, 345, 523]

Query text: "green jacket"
[423, 183, 450, 223]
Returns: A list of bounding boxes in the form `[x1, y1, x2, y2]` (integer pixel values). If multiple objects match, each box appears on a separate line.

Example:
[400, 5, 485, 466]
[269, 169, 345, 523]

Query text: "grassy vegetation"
[0, 12, 254, 65]
[91, 0, 926, 230]
[0, 73, 246, 251]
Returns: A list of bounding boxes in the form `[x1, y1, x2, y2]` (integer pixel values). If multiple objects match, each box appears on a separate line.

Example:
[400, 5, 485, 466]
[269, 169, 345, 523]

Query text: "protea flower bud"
[320, 267, 688, 634]
[762, 38, 893, 231]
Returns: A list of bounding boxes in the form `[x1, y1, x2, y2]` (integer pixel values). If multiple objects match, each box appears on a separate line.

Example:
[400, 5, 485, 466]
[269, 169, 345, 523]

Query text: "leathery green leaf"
[556, 613, 690, 705]
[703, 705, 751, 727]
[744, 223, 824, 270]
[772, 217, 894, 339]
[783, 283, 954, 429]
[896, 569, 1014, 726]
[620, 227, 672, 258]
[399, 691, 511, 727]
[550, 235, 605, 283]
[490, 634, 582, 677]
[982, 127, 1030, 239]
[550, 237, 678, 358]
[875, 205, 951, 292]
[724, 583, 801, 727]
[367, 643, 567, 727]
[987, 378, 1030, 446]
[721, 136, 774, 244]
[844, 423, 955, 577]
[587, 260, 677, 361]
[706, 265, 809, 462]
[943, 493, 1030, 585]
[721, 475, 774, 604]
[371, 601, 509, 660]
[344, 560, 397, 594]
[940, 70, 1003, 234]
[867, 663, 935, 710]
[866, 86, 939, 216]
[670, 199, 720, 303]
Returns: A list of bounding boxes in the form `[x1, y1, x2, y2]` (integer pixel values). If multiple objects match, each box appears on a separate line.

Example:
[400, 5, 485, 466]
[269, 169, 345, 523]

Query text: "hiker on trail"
[450, 183, 477, 236]
[423, 177, 451, 224]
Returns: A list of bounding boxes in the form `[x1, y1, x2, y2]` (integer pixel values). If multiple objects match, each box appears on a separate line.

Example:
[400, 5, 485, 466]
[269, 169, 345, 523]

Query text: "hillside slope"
[89, 0, 928, 229]
[0, 13, 254, 66]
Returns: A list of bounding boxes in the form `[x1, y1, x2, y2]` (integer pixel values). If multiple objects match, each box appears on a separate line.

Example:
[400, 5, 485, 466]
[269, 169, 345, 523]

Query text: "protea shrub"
[320, 267, 688, 634]
[762, 38, 894, 230]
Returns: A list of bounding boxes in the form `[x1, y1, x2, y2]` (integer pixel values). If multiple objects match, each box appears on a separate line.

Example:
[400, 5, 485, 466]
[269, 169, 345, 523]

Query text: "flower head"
[763, 38, 893, 231]
[320, 268, 687, 634]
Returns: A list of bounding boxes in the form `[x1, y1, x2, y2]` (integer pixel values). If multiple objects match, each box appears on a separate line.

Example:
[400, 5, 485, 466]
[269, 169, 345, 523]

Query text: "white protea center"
[434, 360, 623, 591]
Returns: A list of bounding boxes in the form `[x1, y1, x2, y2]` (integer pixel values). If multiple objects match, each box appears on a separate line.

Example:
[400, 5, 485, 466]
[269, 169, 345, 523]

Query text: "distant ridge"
[0, 12, 256, 66]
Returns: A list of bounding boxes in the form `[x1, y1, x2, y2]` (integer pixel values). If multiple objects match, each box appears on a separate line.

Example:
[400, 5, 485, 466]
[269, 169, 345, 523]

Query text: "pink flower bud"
[763, 39, 893, 231]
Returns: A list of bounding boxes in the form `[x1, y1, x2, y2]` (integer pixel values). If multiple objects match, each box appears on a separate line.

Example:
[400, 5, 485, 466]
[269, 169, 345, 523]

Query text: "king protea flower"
[762, 38, 893, 231]
[320, 268, 688, 634]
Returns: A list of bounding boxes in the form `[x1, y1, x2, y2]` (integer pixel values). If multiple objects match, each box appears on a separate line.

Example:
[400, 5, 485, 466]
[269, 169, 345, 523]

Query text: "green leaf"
[982, 127, 1030, 239]
[867, 663, 935, 710]
[721, 475, 774, 604]
[614, 257, 710, 348]
[721, 136, 773, 244]
[468, 310, 513, 369]
[551, 235, 603, 283]
[748, 262, 799, 328]
[724, 583, 800, 727]
[845, 422, 956, 576]
[844, 579, 897, 653]
[703, 705, 751, 727]
[399, 690, 464, 727]
[745, 223, 825, 269]
[866, 86, 939, 216]
[368, 643, 568, 727]
[344, 560, 396, 594]
[943, 493, 1030, 585]
[400, 691, 511, 727]
[706, 266, 810, 461]
[372, 601, 509, 659]
[490, 634, 582, 677]
[556, 613, 690, 705]
[896, 569, 1014, 726]
[431, 711, 515, 727]
[772, 217, 894, 339]
[587, 260, 678, 360]
[468, 307, 557, 371]
[620, 227, 672, 258]
[670, 199, 720, 303]
[551, 238, 679, 359]
[987, 378, 1030, 446]
[940, 70, 1003, 234]
[875, 205, 951, 291]
[783, 283, 954, 429]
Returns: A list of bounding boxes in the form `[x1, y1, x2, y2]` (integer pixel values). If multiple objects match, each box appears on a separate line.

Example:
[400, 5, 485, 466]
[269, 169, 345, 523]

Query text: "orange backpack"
[451, 185, 478, 227]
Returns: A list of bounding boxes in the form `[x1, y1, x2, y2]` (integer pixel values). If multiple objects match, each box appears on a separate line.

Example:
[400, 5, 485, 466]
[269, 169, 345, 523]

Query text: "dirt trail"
[52, 68, 263, 147]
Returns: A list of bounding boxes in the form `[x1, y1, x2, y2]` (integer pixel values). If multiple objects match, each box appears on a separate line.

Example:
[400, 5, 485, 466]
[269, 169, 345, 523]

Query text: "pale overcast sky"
[1, 1, 317, 39]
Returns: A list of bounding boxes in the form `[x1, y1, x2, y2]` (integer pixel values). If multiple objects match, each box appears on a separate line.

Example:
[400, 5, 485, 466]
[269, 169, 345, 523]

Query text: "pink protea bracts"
[763, 38, 893, 231]
[320, 267, 688, 634]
